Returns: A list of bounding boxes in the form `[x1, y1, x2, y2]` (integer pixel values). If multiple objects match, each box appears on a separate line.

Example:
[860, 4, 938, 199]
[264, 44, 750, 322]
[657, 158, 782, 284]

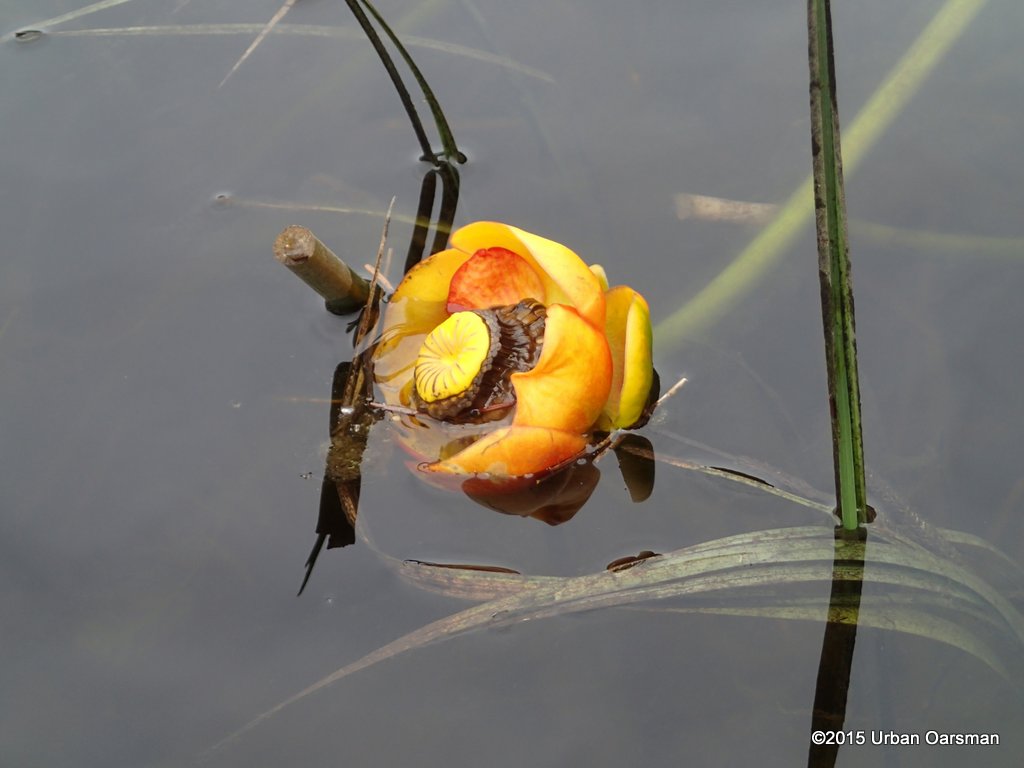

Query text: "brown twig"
[654, 375, 688, 409]
[273, 225, 371, 315]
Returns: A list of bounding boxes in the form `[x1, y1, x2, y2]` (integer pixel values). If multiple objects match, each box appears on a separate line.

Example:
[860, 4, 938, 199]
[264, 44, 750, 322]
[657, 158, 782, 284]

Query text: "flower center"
[414, 311, 496, 404]
[413, 300, 546, 424]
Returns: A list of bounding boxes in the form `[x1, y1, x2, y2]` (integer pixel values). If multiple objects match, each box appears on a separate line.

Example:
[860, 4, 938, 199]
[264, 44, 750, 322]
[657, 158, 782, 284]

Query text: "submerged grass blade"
[851, 221, 1024, 261]
[675, 192, 1024, 261]
[655, 0, 990, 349]
[228, 196, 416, 224]
[619, 443, 834, 515]
[218, 0, 298, 89]
[643, 601, 1012, 682]
[807, 0, 867, 529]
[209, 525, 1024, 752]
[45, 24, 554, 82]
[6, 0, 137, 38]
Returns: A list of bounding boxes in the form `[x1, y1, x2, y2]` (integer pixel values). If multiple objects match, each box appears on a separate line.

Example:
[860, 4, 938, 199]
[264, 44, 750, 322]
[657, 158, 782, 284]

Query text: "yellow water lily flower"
[373, 221, 654, 480]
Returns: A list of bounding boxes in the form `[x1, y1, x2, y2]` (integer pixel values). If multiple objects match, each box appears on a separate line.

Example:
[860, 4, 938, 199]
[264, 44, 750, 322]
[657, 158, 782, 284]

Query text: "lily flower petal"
[374, 247, 473, 395]
[511, 304, 612, 433]
[446, 247, 547, 311]
[598, 286, 654, 430]
[391, 246, 475, 304]
[451, 222, 606, 328]
[425, 425, 588, 477]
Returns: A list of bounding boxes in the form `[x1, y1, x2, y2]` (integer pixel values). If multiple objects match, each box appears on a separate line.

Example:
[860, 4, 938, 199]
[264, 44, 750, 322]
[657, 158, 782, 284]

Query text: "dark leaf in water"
[606, 550, 661, 572]
[707, 466, 773, 487]
[405, 560, 521, 575]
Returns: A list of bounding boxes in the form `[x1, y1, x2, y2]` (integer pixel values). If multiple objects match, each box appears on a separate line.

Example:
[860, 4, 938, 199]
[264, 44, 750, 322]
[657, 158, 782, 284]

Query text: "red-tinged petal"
[446, 247, 547, 312]
[424, 425, 587, 477]
[511, 304, 612, 433]
[598, 286, 654, 430]
[450, 222, 606, 328]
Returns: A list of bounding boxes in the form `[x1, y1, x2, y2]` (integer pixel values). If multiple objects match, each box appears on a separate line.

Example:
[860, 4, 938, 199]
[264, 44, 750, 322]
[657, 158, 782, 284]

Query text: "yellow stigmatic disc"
[414, 311, 493, 403]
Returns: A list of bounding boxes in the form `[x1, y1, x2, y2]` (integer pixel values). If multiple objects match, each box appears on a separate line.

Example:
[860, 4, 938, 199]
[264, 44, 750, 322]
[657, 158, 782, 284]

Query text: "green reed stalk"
[807, 0, 867, 530]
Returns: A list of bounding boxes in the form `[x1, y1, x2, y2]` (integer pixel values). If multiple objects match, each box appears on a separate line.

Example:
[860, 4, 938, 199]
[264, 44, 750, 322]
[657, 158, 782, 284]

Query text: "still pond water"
[2, 1, 1022, 766]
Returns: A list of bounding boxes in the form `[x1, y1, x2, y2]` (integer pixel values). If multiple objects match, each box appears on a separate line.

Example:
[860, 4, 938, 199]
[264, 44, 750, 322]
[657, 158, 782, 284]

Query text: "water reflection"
[404, 161, 460, 273]
[807, 527, 867, 768]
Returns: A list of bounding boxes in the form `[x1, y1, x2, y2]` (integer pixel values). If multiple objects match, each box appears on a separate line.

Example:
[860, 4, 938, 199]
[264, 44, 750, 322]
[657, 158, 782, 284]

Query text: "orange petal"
[446, 247, 547, 312]
[450, 222, 605, 328]
[425, 425, 587, 477]
[391, 247, 475, 303]
[598, 286, 654, 430]
[511, 304, 612, 433]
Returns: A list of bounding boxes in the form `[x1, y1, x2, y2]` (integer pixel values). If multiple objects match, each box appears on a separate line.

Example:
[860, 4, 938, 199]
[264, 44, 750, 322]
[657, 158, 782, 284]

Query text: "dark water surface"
[2, 1, 1022, 766]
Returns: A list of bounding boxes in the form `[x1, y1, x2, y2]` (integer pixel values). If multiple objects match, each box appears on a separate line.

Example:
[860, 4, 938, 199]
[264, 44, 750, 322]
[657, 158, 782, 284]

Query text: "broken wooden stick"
[273, 225, 371, 315]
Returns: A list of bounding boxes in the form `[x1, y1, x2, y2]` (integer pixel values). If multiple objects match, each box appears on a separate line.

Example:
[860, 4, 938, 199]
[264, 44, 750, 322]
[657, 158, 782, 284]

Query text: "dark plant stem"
[344, 0, 435, 161]
[344, 0, 466, 166]
[359, 0, 467, 164]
